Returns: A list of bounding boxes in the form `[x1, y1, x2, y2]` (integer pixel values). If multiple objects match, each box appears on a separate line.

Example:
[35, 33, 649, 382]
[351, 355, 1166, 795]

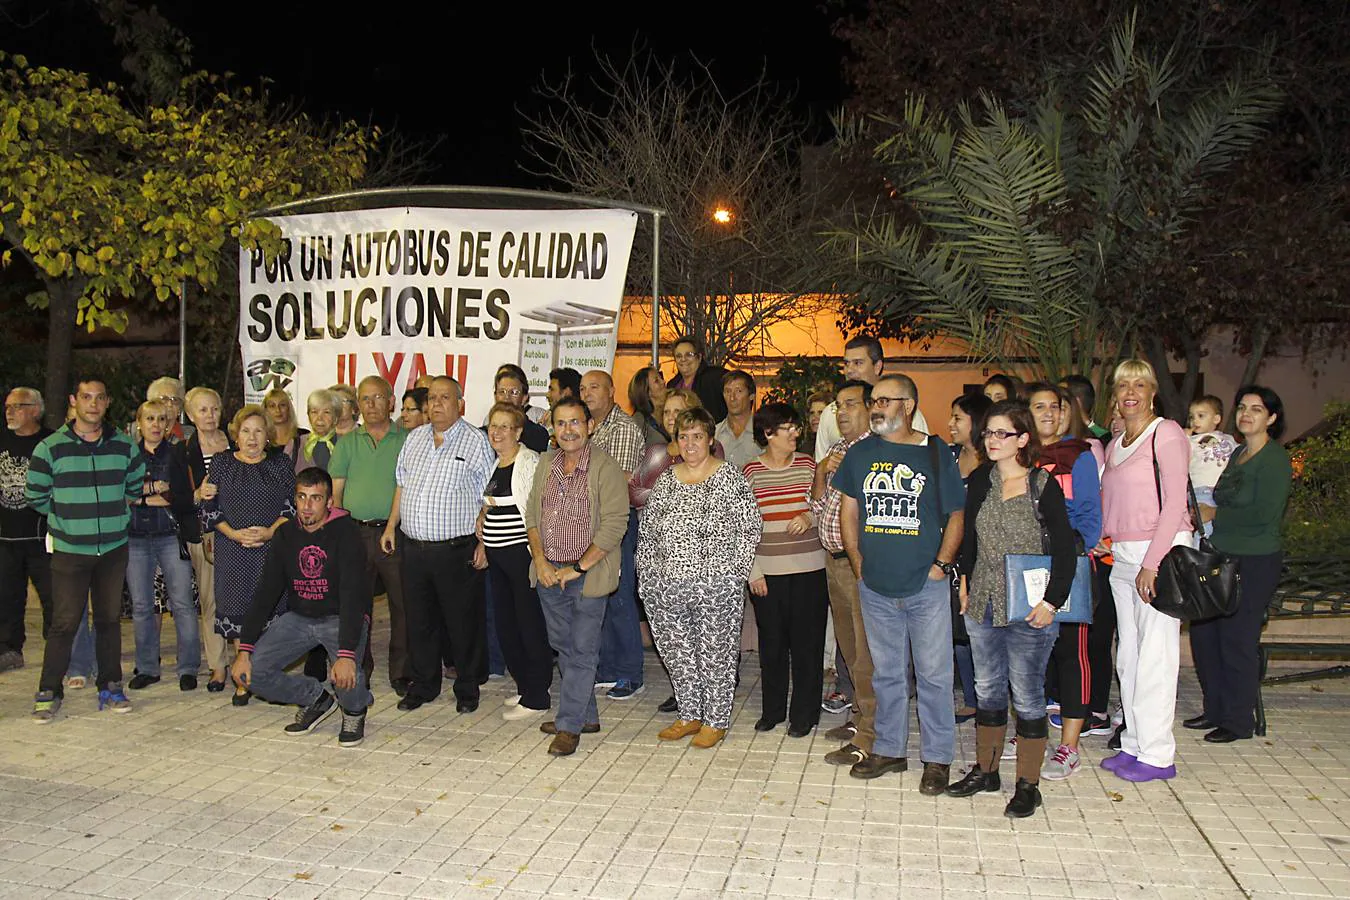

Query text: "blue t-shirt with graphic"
[832, 435, 966, 598]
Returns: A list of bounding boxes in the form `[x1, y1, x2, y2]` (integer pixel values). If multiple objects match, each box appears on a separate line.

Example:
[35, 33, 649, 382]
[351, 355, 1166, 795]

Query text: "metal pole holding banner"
[651, 212, 661, 368]
[178, 279, 187, 385]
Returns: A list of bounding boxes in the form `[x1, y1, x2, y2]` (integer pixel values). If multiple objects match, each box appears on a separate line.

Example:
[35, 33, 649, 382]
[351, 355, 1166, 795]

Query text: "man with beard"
[233, 467, 371, 746]
[0, 387, 53, 673]
[832, 375, 965, 792]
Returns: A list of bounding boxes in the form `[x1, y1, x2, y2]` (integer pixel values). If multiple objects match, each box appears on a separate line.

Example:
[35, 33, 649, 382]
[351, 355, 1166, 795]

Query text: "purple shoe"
[1115, 759, 1177, 782]
[1099, 753, 1136, 772]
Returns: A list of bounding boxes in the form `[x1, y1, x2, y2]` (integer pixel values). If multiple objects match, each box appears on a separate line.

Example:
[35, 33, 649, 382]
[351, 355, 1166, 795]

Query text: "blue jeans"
[249, 612, 369, 712]
[596, 509, 643, 685]
[67, 603, 95, 680]
[537, 575, 607, 734]
[859, 576, 955, 762]
[965, 607, 1059, 720]
[127, 535, 201, 678]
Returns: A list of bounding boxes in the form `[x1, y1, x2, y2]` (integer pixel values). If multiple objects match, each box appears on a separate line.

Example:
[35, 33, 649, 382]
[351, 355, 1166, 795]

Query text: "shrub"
[1284, 401, 1350, 557]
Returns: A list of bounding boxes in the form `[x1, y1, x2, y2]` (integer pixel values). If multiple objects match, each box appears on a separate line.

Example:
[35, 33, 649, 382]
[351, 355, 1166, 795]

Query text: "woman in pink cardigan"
[1097, 359, 1194, 783]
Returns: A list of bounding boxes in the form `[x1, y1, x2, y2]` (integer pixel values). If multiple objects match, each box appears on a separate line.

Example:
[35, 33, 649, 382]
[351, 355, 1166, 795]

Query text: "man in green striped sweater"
[25, 376, 145, 723]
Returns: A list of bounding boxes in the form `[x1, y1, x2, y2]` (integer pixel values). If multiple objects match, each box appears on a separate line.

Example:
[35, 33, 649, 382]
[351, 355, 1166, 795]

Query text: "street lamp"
[711, 206, 733, 225]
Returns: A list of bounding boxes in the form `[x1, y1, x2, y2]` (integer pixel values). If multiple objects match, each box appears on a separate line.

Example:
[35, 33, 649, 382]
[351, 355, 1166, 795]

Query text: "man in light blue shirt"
[382, 377, 494, 713]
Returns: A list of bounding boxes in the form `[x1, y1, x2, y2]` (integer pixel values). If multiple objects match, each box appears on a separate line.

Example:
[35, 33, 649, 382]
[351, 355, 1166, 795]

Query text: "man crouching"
[232, 467, 371, 746]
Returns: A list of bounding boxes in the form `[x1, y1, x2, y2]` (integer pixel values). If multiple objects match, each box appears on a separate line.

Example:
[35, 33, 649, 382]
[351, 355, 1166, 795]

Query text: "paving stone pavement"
[0, 599, 1347, 899]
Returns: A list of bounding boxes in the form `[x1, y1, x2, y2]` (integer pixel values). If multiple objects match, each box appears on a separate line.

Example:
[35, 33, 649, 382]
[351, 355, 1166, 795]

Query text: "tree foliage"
[0, 51, 378, 426]
[825, 13, 1281, 409]
[521, 51, 836, 367]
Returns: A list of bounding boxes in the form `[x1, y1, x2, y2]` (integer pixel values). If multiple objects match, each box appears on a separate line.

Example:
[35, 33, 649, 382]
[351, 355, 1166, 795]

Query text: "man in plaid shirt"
[580, 370, 648, 701]
[810, 380, 878, 768]
[524, 397, 629, 756]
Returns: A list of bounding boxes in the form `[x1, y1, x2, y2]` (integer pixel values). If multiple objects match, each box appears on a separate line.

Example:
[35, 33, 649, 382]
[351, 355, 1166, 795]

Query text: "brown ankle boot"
[1016, 736, 1048, 784]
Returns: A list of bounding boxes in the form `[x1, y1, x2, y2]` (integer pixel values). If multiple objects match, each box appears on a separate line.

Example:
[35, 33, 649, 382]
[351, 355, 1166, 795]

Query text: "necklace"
[1120, 416, 1156, 447]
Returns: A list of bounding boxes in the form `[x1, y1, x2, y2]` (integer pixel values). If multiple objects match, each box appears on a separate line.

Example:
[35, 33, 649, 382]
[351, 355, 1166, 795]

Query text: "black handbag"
[1148, 431, 1241, 621]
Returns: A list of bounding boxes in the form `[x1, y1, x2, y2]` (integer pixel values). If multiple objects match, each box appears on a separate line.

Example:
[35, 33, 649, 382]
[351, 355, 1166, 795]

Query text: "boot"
[947, 709, 1007, 798]
[1007, 716, 1048, 818]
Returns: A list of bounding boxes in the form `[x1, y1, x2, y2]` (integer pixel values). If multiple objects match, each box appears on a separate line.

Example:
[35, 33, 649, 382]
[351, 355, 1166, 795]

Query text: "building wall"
[612, 299, 1350, 440]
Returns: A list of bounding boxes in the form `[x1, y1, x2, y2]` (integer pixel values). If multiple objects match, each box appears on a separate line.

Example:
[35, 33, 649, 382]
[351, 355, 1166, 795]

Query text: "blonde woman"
[263, 388, 308, 462]
[182, 387, 233, 691]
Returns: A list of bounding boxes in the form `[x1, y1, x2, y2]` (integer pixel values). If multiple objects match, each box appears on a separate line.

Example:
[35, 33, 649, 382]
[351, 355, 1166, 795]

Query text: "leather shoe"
[918, 762, 951, 796]
[1004, 778, 1042, 818]
[690, 725, 727, 748]
[946, 765, 1001, 797]
[541, 720, 600, 735]
[456, 699, 479, 714]
[786, 723, 813, 738]
[753, 717, 782, 732]
[658, 719, 703, 741]
[391, 678, 410, 698]
[1204, 726, 1248, 744]
[397, 696, 426, 711]
[658, 694, 679, 714]
[547, 731, 580, 756]
[850, 754, 907, 780]
[1182, 714, 1214, 730]
[824, 721, 857, 742]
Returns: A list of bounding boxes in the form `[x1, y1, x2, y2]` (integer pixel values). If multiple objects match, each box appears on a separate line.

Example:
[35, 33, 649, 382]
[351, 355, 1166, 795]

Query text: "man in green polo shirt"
[330, 375, 410, 694]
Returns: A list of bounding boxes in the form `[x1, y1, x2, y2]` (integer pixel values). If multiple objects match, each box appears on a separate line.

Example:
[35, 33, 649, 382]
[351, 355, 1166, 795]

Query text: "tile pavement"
[0, 600, 1347, 899]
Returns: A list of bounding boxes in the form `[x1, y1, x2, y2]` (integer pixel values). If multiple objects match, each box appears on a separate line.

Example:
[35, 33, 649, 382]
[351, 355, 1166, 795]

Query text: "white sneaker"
[504, 695, 521, 708]
[1001, 737, 1018, 760]
[1041, 743, 1080, 780]
[502, 704, 546, 721]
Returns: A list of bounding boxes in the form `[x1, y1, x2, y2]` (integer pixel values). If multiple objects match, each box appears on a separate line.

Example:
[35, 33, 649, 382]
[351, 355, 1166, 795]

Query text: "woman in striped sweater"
[744, 402, 829, 737]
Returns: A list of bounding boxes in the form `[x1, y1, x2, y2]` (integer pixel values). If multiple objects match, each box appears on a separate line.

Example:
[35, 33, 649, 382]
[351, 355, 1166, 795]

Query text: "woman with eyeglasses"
[744, 402, 829, 737]
[946, 401, 1077, 818]
[473, 402, 551, 720]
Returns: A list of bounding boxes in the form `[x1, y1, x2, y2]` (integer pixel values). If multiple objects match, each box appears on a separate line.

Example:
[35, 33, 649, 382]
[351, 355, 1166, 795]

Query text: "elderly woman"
[1188, 386, 1291, 744]
[182, 387, 234, 690]
[628, 366, 669, 445]
[1098, 359, 1193, 782]
[1024, 383, 1103, 781]
[474, 402, 551, 719]
[401, 388, 428, 431]
[946, 401, 1077, 817]
[263, 388, 308, 462]
[330, 383, 360, 437]
[638, 407, 760, 748]
[300, 389, 343, 472]
[126, 400, 201, 693]
[147, 376, 192, 442]
[203, 405, 296, 704]
[744, 402, 829, 738]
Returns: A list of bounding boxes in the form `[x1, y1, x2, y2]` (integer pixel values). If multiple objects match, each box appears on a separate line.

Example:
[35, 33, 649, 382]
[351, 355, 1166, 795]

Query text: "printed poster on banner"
[238, 207, 638, 424]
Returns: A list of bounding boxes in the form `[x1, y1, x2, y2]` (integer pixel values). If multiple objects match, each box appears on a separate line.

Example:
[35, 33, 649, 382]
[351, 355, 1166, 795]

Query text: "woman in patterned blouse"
[637, 407, 760, 749]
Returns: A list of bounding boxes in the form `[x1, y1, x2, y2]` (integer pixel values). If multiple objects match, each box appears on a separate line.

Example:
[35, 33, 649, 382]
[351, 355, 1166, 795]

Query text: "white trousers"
[1109, 534, 1192, 769]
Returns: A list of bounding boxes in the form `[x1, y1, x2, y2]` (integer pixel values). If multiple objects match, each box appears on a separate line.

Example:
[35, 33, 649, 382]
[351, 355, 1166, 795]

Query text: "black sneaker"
[128, 673, 160, 690]
[338, 708, 366, 747]
[1108, 723, 1125, 750]
[284, 691, 336, 735]
[179, 674, 198, 692]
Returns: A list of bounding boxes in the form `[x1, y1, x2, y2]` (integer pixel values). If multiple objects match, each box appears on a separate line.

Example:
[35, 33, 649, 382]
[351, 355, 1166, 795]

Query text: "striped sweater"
[26, 423, 145, 555]
[744, 452, 827, 578]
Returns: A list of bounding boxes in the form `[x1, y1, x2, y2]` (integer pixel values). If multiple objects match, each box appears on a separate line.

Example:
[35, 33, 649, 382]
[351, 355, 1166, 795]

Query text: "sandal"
[66, 676, 88, 690]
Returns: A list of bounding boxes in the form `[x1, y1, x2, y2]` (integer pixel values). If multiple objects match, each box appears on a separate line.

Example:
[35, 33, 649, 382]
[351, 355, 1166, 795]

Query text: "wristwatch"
[574, 560, 589, 575]
[935, 559, 956, 576]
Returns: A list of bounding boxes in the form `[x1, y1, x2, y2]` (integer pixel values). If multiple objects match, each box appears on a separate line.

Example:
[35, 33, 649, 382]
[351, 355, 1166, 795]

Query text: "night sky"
[107, 1, 850, 187]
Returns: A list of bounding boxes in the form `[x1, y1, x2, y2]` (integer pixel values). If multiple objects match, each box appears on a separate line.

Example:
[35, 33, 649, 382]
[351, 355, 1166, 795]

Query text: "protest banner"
[238, 206, 638, 423]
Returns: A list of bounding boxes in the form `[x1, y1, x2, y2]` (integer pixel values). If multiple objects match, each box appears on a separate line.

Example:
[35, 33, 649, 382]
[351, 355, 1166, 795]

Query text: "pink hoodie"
[1101, 418, 1193, 571]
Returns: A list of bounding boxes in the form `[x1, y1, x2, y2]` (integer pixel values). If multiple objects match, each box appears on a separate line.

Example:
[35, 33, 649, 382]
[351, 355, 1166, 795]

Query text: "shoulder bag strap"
[1027, 466, 1051, 554]
[1150, 425, 1204, 535]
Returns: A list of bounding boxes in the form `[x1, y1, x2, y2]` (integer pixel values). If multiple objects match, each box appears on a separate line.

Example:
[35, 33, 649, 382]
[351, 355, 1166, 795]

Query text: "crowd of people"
[0, 336, 1292, 816]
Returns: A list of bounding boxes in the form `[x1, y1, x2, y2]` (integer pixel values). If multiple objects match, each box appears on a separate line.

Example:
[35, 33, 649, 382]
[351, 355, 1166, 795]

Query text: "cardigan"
[524, 444, 629, 597]
[959, 465, 1077, 616]
[1101, 418, 1192, 571]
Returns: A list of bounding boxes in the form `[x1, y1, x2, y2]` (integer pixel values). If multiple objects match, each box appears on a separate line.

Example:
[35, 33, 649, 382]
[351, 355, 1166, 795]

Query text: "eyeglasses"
[981, 429, 1021, 440]
[495, 387, 524, 398]
[673, 352, 699, 361]
[775, 423, 802, 434]
[868, 396, 911, 408]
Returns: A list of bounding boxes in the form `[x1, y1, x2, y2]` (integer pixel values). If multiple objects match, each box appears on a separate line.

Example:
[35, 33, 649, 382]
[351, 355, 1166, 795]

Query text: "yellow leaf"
[96, 246, 114, 262]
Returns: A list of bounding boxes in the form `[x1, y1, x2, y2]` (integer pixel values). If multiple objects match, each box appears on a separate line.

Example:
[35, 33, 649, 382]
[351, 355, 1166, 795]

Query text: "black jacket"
[959, 465, 1077, 609]
[668, 362, 728, 422]
[237, 508, 369, 656]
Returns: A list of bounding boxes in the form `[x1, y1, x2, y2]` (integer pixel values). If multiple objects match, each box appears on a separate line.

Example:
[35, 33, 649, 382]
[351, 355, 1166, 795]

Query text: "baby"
[1187, 395, 1237, 536]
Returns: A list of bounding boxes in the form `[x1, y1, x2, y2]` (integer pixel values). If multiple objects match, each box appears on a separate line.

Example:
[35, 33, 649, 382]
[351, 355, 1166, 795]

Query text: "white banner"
[238, 206, 638, 424]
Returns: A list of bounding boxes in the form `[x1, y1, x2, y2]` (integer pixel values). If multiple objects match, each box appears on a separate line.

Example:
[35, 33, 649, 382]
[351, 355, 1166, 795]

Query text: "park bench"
[1256, 556, 1350, 736]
